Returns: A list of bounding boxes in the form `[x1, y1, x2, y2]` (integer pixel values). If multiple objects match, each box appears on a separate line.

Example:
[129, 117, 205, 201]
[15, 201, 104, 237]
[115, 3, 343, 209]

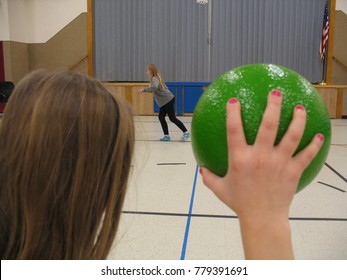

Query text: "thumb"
[200, 167, 233, 210]
[200, 166, 224, 195]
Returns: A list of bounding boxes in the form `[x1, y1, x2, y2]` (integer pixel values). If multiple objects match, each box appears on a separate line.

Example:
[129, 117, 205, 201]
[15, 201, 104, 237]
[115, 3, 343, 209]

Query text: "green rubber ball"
[191, 64, 331, 192]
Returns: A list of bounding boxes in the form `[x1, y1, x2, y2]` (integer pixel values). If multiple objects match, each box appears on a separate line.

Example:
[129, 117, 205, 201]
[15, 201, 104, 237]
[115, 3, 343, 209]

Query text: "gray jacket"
[143, 76, 174, 107]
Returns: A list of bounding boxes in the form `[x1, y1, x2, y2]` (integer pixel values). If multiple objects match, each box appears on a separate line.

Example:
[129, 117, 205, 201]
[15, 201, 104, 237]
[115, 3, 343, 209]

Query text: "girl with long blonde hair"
[138, 64, 190, 141]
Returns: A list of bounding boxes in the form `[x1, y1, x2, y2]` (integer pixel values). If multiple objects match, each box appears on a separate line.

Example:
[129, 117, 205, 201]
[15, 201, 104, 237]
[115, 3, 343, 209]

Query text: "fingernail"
[295, 104, 305, 111]
[316, 133, 324, 141]
[229, 98, 238, 104]
[271, 90, 282, 97]
[199, 168, 203, 175]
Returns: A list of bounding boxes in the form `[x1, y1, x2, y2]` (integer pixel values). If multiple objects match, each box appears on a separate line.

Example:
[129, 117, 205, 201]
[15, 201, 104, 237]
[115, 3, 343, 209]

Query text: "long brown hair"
[147, 64, 167, 89]
[0, 70, 134, 259]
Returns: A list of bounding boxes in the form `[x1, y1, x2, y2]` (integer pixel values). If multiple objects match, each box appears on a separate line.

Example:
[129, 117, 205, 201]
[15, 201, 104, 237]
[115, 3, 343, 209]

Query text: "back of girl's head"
[147, 64, 158, 77]
[0, 70, 134, 259]
[147, 64, 166, 89]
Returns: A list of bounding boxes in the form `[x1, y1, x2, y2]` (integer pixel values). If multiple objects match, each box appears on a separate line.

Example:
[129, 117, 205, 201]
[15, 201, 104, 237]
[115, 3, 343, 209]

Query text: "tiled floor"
[109, 116, 347, 260]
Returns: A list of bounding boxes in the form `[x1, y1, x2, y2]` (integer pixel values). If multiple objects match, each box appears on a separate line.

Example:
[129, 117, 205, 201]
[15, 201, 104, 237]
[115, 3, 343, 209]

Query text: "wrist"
[239, 213, 290, 235]
[238, 214, 293, 260]
[238, 210, 289, 226]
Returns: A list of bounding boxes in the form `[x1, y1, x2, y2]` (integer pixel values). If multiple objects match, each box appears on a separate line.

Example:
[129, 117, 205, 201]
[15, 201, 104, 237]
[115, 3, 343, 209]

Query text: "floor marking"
[325, 162, 347, 184]
[135, 139, 191, 142]
[157, 163, 187, 166]
[135, 120, 192, 124]
[288, 217, 347, 221]
[317, 181, 346, 192]
[123, 211, 188, 217]
[180, 164, 199, 260]
[122, 210, 347, 222]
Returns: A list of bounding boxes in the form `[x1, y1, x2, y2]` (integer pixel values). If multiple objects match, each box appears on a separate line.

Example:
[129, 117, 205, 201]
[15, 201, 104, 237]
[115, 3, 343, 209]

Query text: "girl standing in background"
[138, 64, 190, 141]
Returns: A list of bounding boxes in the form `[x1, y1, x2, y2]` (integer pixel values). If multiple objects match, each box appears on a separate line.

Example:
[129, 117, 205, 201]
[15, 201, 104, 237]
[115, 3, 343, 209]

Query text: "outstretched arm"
[200, 90, 324, 259]
[140, 77, 159, 93]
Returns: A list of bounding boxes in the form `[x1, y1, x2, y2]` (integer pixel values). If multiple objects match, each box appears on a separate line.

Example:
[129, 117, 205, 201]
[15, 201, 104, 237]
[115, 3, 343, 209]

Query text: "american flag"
[320, 2, 329, 63]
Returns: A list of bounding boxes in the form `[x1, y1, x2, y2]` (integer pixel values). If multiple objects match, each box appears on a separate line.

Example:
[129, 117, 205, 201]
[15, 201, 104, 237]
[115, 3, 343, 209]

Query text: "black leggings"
[159, 98, 187, 135]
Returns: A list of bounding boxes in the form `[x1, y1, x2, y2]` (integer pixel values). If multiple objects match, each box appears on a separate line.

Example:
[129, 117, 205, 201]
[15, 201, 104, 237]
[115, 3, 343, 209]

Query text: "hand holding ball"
[191, 64, 331, 192]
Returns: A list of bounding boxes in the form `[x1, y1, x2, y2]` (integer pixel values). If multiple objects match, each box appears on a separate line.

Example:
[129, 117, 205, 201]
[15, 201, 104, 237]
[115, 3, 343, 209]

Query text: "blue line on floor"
[180, 164, 199, 260]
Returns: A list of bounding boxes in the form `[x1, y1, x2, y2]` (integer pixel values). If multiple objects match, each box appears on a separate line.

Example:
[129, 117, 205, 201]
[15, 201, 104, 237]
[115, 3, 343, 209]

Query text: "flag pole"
[325, 0, 336, 85]
[320, 0, 330, 85]
[321, 57, 327, 85]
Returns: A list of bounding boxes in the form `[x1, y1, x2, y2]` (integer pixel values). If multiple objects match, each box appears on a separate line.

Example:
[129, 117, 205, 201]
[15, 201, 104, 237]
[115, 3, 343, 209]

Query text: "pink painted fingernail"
[296, 104, 305, 111]
[199, 168, 203, 175]
[316, 134, 324, 141]
[271, 90, 282, 97]
[229, 98, 238, 104]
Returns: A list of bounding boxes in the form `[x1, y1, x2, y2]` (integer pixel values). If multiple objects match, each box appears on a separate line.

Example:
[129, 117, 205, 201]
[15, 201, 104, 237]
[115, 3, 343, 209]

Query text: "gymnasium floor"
[109, 116, 347, 260]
